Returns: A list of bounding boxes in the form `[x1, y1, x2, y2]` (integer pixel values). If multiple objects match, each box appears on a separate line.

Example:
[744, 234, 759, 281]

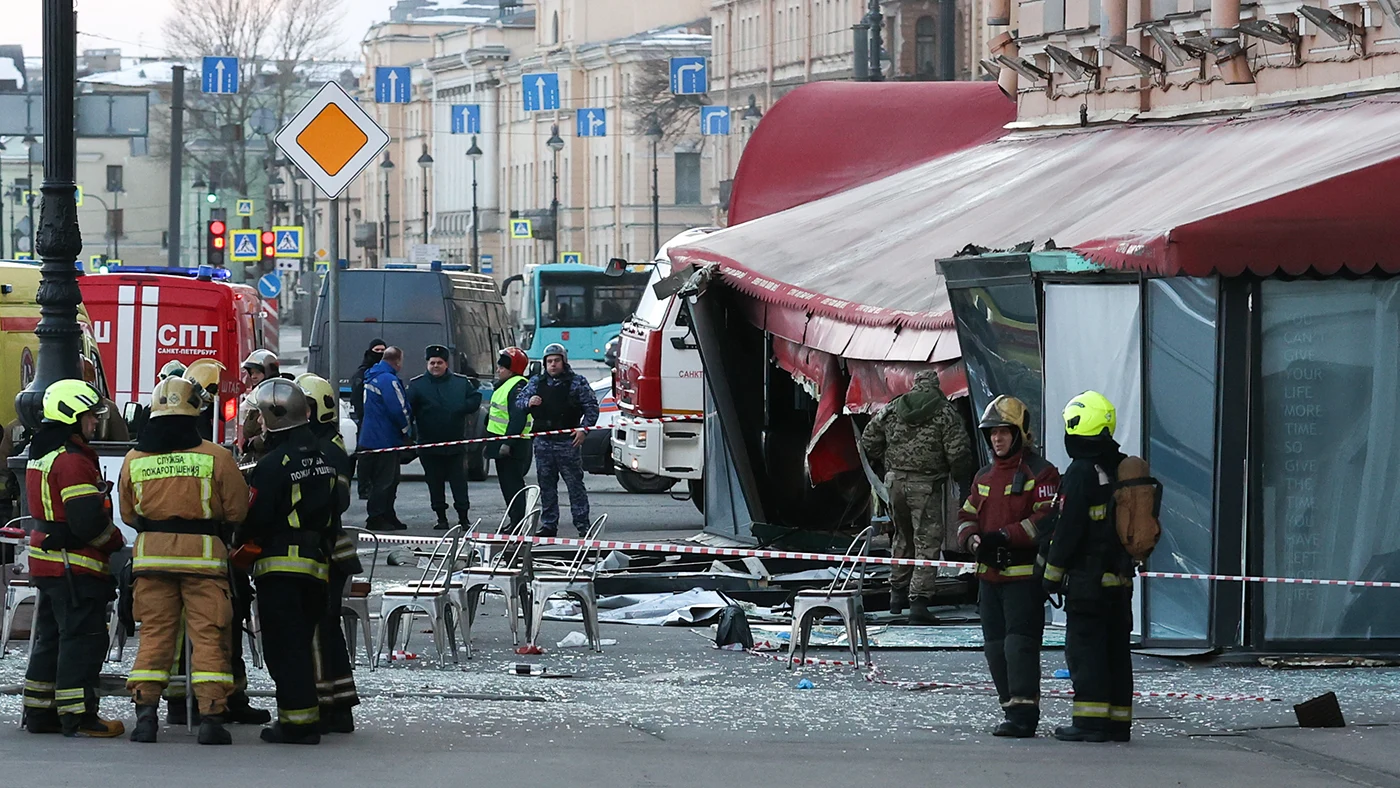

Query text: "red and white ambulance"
[78, 267, 279, 444]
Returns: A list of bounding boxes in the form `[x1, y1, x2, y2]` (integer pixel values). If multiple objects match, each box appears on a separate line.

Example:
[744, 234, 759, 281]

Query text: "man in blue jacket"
[407, 345, 483, 530]
[358, 346, 411, 532]
[516, 344, 599, 537]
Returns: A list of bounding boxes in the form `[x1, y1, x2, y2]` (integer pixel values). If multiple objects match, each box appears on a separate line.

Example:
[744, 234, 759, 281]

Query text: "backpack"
[1112, 456, 1162, 562]
[715, 602, 755, 650]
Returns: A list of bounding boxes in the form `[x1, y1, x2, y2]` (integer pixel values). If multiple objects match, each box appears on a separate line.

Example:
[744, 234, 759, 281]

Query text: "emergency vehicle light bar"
[103, 265, 231, 280]
[383, 262, 474, 272]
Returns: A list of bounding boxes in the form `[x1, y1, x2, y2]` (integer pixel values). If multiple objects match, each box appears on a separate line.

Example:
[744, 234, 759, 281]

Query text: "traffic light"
[261, 230, 276, 271]
[207, 220, 227, 267]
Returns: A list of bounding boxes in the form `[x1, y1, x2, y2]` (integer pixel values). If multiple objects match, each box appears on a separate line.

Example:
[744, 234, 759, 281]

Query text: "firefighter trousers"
[979, 579, 1046, 727]
[1064, 586, 1134, 735]
[127, 574, 234, 716]
[256, 573, 327, 735]
[23, 576, 114, 720]
[314, 566, 359, 712]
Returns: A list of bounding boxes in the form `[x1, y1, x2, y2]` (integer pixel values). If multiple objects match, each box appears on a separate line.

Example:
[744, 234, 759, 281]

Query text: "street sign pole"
[328, 193, 339, 393]
[167, 65, 185, 267]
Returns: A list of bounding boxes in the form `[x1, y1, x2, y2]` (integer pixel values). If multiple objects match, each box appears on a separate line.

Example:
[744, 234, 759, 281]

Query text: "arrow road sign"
[670, 57, 708, 95]
[258, 273, 282, 299]
[273, 226, 304, 258]
[522, 73, 560, 112]
[576, 108, 607, 138]
[701, 106, 731, 136]
[510, 219, 533, 239]
[230, 229, 261, 262]
[375, 66, 412, 103]
[451, 105, 481, 134]
[202, 57, 239, 94]
[275, 80, 391, 198]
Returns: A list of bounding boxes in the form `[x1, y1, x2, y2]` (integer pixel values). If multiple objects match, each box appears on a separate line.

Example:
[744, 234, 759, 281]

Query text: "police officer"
[486, 347, 532, 528]
[295, 373, 361, 733]
[235, 378, 345, 744]
[407, 345, 483, 530]
[517, 343, 598, 537]
[238, 349, 279, 463]
[1042, 391, 1134, 743]
[955, 396, 1060, 738]
[119, 369, 249, 745]
[21, 380, 126, 738]
[860, 370, 975, 623]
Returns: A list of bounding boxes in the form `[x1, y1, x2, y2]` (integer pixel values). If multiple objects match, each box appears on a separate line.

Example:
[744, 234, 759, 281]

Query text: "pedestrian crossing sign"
[272, 226, 304, 258]
[230, 229, 261, 262]
[236, 199, 254, 217]
[510, 219, 533, 239]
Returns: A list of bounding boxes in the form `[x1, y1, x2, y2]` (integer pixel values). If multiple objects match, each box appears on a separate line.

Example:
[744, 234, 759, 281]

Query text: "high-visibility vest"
[486, 376, 532, 437]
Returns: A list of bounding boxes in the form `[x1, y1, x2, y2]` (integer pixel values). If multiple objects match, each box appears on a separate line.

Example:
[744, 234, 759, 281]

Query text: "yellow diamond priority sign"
[275, 81, 390, 198]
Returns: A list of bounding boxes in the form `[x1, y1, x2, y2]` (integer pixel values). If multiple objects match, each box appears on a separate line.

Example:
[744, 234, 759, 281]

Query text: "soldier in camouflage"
[861, 370, 975, 623]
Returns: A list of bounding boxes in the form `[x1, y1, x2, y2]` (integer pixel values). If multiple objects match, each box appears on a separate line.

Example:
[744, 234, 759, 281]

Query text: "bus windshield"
[537, 270, 649, 328]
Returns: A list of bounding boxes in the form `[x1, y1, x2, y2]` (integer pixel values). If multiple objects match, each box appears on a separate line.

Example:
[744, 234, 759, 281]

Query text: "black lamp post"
[15, 0, 83, 428]
[23, 134, 38, 255]
[417, 145, 433, 246]
[380, 152, 394, 261]
[0, 139, 6, 259]
[742, 95, 764, 133]
[193, 176, 206, 266]
[645, 117, 662, 257]
[466, 135, 482, 271]
[546, 124, 564, 265]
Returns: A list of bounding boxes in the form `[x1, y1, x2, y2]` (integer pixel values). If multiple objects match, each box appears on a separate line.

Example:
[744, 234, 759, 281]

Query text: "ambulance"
[77, 266, 279, 444]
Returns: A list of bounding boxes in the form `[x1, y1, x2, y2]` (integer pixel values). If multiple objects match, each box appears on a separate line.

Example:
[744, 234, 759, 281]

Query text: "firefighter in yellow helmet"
[119, 371, 249, 745]
[1041, 391, 1134, 743]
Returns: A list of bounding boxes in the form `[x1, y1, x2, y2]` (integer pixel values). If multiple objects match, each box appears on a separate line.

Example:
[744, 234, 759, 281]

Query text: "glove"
[1042, 575, 1064, 596]
[974, 530, 1009, 565]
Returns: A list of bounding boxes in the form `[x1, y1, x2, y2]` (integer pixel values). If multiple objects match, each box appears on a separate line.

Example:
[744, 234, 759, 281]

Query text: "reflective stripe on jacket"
[486, 376, 533, 436]
[25, 439, 123, 579]
[119, 443, 250, 578]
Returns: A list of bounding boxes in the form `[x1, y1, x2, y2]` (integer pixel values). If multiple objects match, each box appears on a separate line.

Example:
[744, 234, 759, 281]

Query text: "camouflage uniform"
[861, 371, 975, 598]
[516, 367, 600, 536]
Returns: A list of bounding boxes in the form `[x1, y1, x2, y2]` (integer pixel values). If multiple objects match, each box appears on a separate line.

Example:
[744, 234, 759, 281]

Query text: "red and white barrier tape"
[356, 531, 1400, 590]
[356, 416, 702, 455]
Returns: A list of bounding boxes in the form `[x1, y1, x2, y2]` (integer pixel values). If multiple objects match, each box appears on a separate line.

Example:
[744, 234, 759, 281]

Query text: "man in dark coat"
[407, 345, 483, 529]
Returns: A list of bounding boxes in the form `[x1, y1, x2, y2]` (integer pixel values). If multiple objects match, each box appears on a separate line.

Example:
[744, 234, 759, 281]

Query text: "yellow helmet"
[42, 379, 105, 425]
[1063, 391, 1116, 438]
[978, 395, 1031, 445]
[184, 358, 225, 405]
[158, 360, 187, 381]
[150, 376, 203, 419]
[295, 373, 338, 425]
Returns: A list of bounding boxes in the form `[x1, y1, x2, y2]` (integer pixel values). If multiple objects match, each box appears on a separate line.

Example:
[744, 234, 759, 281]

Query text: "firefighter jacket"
[955, 449, 1059, 583]
[1043, 434, 1135, 597]
[25, 426, 125, 579]
[238, 425, 346, 583]
[118, 415, 250, 578]
[310, 422, 360, 576]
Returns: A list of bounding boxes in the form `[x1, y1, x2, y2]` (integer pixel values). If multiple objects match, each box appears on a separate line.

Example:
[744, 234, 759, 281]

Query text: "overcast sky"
[9, 0, 389, 62]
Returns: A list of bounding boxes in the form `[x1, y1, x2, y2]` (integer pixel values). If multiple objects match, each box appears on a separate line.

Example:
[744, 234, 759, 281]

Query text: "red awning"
[727, 81, 1014, 225]
[676, 96, 1400, 331]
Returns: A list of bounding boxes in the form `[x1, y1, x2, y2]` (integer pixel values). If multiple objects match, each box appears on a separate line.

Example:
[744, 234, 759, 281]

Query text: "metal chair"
[528, 514, 608, 652]
[340, 526, 380, 666]
[1, 578, 37, 658]
[457, 486, 540, 654]
[787, 526, 875, 670]
[372, 522, 476, 668]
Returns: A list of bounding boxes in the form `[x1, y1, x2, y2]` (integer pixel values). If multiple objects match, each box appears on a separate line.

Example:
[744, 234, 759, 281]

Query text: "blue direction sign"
[451, 105, 481, 134]
[576, 108, 606, 138]
[202, 57, 239, 94]
[522, 72, 560, 112]
[479, 254, 494, 274]
[670, 57, 708, 95]
[272, 226, 304, 258]
[257, 273, 282, 299]
[375, 66, 412, 103]
[701, 106, 731, 136]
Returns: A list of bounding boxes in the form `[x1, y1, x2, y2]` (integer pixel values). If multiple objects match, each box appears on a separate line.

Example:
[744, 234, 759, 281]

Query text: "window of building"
[551, 10, 560, 44]
[915, 16, 938, 76]
[675, 152, 701, 205]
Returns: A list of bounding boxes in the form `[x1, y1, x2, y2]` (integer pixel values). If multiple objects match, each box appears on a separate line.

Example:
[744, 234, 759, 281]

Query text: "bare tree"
[624, 59, 708, 142]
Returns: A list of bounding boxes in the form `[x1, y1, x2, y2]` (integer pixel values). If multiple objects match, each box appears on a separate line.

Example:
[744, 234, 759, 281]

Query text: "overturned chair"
[373, 522, 476, 668]
[527, 514, 608, 653]
[456, 486, 540, 656]
[786, 526, 874, 670]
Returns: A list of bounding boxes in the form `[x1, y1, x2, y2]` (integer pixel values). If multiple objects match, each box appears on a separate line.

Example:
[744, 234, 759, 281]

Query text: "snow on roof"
[79, 60, 187, 87]
[587, 22, 711, 51]
[0, 58, 22, 88]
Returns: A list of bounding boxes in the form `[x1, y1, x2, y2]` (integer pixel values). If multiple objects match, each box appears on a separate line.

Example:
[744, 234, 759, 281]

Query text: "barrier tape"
[356, 531, 1400, 590]
[356, 416, 703, 455]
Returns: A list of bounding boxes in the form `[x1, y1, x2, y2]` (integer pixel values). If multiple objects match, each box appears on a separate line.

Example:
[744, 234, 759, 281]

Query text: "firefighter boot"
[166, 699, 201, 726]
[61, 713, 125, 738]
[318, 707, 355, 734]
[1054, 725, 1110, 743]
[22, 708, 62, 734]
[889, 587, 909, 616]
[130, 705, 159, 743]
[198, 715, 233, 745]
[908, 597, 940, 625]
[993, 719, 1036, 738]
[226, 692, 272, 725]
[260, 723, 321, 745]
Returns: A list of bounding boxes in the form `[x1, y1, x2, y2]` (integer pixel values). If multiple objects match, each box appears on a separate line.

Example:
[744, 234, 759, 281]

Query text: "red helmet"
[498, 347, 529, 377]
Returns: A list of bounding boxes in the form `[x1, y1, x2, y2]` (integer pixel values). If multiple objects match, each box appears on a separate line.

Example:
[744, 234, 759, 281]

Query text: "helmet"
[242, 349, 279, 378]
[979, 395, 1031, 445]
[251, 378, 308, 433]
[498, 347, 529, 377]
[42, 379, 105, 425]
[1063, 391, 1116, 438]
[184, 359, 225, 405]
[295, 373, 338, 425]
[150, 376, 203, 418]
[158, 360, 187, 381]
[541, 343, 567, 362]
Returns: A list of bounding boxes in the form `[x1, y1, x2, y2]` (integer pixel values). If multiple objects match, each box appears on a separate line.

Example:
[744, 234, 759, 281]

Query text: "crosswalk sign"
[272, 226, 304, 258]
[236, 199, 254, 217]
[510, 219, 533, 239]
[230, 229, 260, 262]
[560, 251, 581, 265]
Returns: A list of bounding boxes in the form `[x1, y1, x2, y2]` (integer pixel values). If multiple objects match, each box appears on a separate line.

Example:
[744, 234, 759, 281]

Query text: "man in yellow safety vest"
[486, 347, 533, 527]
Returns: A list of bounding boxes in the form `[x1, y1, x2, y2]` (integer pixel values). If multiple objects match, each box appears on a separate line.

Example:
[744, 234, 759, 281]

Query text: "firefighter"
[21, 379, 126, 738]
[158, 360, 187, 381]
[118, 370, 249, 745]
[234, 378, 345, 744]
[295, 372, 361, 733]
[1042, 391, 1134, 743]
[238, 349, 280, 463]
[486, 347, 533, 528]
[954, 396, 1059, 738]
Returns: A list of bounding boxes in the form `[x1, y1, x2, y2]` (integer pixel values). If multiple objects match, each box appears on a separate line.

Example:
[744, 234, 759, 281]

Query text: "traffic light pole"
[167, 65, 185, 268]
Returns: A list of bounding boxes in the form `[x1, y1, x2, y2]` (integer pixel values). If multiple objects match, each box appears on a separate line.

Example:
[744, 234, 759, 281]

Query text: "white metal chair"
[373, 522, 476, 668]
[1, 578, 37, 658]
[528, 514, 608, 652]
[457, 486, 540, 654]
[340, 526, 380, 666]
[787, 526, 875, 670]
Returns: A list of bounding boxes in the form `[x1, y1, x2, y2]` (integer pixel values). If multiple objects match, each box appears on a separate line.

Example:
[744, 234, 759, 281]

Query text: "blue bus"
[503, 263, 650, 368]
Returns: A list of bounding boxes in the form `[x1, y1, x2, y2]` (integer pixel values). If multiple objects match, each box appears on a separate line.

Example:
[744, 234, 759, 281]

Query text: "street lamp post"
[646, 118, 662, 257]
[0, 139, 7, 258]
[380, 152, 394, 262]
[466, 135, 482, 271]
[546, 125, 564, 265]
[23, 134, 38, 256]
[417, 146, 433, 246]
[193, 176, 206, 266]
